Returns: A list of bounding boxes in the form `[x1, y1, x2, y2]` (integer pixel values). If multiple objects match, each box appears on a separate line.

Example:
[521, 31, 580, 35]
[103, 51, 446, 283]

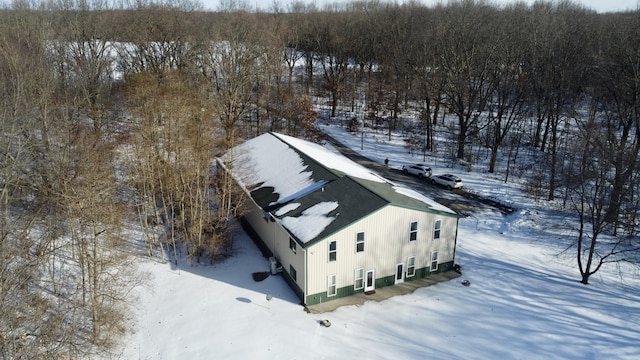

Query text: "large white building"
[220, 132, 461, 306]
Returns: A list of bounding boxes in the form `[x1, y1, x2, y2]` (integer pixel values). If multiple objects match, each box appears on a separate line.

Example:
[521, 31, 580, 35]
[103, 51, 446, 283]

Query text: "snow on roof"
[279, 201, 339, 243]
[393, 185, 457, 214]
[273, 202, 301, 216]
[226, 133, 316, 205]
[227, 132, 384, 208]
[273, 132, 385, 183]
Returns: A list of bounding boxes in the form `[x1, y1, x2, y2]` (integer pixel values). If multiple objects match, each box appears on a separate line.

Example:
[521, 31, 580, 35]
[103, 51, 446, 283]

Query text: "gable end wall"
[304, 205, 457, 304]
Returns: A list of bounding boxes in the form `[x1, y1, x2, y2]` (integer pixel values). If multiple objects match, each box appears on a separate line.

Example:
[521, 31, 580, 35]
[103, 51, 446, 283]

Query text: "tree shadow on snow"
[449, 249, 640, 358]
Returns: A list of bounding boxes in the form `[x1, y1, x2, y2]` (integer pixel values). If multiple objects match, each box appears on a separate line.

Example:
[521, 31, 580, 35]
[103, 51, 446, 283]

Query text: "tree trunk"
[331, 90, 337, 118]
[457, 113, 467, 159]
[488, 116, 502, 173]
[305, 52, 313, 95]
[548, 114, 559, 201]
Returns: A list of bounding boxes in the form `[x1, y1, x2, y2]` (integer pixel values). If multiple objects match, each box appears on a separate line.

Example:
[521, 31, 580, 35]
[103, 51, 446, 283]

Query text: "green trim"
[376, 274, 395, 288]
[406, 261, 454, 281]
[304, 261, 455, 306]
[306, 284, 365, 306]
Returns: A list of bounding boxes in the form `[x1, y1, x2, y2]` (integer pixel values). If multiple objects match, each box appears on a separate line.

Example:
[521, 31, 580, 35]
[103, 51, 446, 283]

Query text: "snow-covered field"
[119, 124, 640, 360]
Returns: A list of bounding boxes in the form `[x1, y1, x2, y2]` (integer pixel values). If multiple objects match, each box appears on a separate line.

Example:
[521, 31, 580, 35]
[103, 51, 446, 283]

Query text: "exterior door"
[364, 269, 375, 292]
[395, 263, 405, 284]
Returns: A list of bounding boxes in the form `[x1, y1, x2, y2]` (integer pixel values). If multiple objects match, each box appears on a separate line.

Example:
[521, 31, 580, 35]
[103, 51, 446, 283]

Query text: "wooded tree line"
[0, 0, 638, 357]
[275, 0, 640, 284]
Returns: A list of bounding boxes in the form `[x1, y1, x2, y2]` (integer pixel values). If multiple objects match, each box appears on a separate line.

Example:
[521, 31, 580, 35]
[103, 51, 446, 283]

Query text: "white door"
[395, 263, 405, 284]
[364, 269, 375, 292]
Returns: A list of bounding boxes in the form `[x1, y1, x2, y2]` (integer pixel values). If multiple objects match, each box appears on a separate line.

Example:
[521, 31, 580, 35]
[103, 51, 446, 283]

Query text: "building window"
[328, 275, 337, 296]
[434, 220, 442, 240]
[407, 256, 416, 277]
[329, 241, 337, 262]
[354, 268, 364, 290]
[356, 232, 365, 252]
[289, 238, 297, 254]
[290, 265, 297, 281]
[410, 221, 418, 241]
[430, 251, 439, 272]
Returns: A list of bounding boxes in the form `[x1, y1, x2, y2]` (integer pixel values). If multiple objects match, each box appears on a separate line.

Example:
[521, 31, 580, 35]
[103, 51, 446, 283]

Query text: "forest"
[0, 0, 638, 358]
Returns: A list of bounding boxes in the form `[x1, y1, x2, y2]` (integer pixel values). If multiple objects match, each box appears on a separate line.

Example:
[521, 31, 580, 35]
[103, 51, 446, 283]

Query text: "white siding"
[305, 205, 458, 296]
[245, 209, 305, 292]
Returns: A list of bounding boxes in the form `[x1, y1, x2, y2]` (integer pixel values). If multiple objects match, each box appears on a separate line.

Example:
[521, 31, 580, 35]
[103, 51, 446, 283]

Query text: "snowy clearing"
[119, 125, 640, 360]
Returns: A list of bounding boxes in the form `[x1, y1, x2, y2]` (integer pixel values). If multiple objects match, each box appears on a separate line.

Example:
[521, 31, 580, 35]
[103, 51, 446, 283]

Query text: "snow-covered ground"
[119, 124, 640, 359]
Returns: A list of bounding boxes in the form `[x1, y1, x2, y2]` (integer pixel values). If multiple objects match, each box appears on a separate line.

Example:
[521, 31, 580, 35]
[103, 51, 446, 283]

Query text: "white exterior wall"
[245, 209, 305, 294]
[305, 205, 458, 297]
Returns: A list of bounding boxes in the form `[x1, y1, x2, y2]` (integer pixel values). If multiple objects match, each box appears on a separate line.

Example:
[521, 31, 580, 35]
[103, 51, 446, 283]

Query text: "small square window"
[410, 221, 418, 241]
[290, 265, 297, 281]
[434, 220, 442, 240]
[356, 232, 365, 252]
[289, 238, 297, 254]
[329, 241, 337, 262]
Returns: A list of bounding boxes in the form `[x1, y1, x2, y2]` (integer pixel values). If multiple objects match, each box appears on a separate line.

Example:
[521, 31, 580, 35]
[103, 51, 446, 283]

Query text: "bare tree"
[0, 12, 56, 356]
[250, 11, 289, 137]
[485, 5, 528, 174]
[313, 12, 352, 118]
[200, 12, 264, 148]
[116, 2, 201, 77]
[412, 6, 445, 156]
[0, 3, 135, 357]
[593, 13, 640, 226]
[62, 125, 133, 346]
[569, 110, 640, 284]
[124, 69, 247, 263]
[437, 1, 498, 160]
[522, 2, 592, 200]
